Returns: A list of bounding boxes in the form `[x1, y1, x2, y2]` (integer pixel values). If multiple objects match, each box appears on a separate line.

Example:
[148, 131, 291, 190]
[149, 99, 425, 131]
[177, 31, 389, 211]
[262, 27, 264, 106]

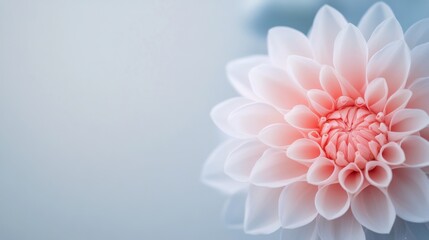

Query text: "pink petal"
[377, 142, 405, 165]
[338, 163, 364, 194]
[408, 77, 429, 113]
[286, 139, 323, 164]
[405, 18, 429, 49]
[334, 24, 368, 94]
[400, 135, 429, 167]
[249, 64, 307, 110]
[244, 185, 282, 234]
[279, 182, 318, 228]
[280, 219, 318, 240]
[224, 140, 268, 182]
[388, 168, 429, 222]
[364, 78, 388, 113]
[320, 66, 344, 99]
[367, 17, 403, 58]
[228, 102, 284, 136]
[250, 150, 307, 188]
[287, 56, 322, 90]
[358, 2, 394, 40]
[364, 161, 392, 188]
[227, 56, 270, 99]
[210, 97, 253, 138]
[351, 186, 395, 234]
[309, 5, 347, 66]
[201, 139, 247, 194]
[383, 89, 412, 123]
[406, 42, 429, 87]
[318, 210, 365, 240]
[388, 108, 429, 141]
[258, 123, 304, 148]
[268, 27, 313, 68]
[285, 105, 320, 131]
[367, 40, 410, 96]
[307, 89, 335, 116]
[307, 157, 339, 185]
[315, 183, 350, 220]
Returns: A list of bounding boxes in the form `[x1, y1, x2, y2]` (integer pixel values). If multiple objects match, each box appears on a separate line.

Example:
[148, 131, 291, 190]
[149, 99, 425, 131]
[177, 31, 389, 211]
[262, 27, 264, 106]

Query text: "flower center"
[317, 97, 388, 168]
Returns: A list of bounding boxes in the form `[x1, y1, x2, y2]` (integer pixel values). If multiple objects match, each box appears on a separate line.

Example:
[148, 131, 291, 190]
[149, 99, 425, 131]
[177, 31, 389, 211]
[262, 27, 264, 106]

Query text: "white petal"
[315, 183, 350, 220]
[405, 18, 429, 49]
[388, 108, 429, 141]
[408, 77, 429, 113]
[364, 161, 392, 188]
[364, 78, 388, 113]
[201, 139, 247, 194]
[224, 140, 268, 182]
[388, 168, 429, 222]
[307, 157, 338, 185]
[244, 185, 282, 234]
[250, 149, 307, 188]
[320, 66, 344, 99]
[334, 24, 368, 94]
[307, 89, 335, 116]
[211, 97, 253, 138]
[228, 102, 284, 136]
[222, 189, 247, 229]
[338, 163, 364, 194]
[367, 17, 403, 57]
[249, 64, 307, 110]
[367, 40, 410, 96]
[377, 142, 405, 166]
[351, 186, 395, 234]
[310, 5, 347, 66]
[279, 182, 318, 228]
[358, 2, 394, 40]
[287, 56, 322, 90]
[227, 56, 270, 99]
[318, 210, 365, 240]
[400, 135, 429, 168]
[407, 42, 429, 87]
[281, 219, 318, 240]
[383, 89, 412, 123]
[286, 138, 323, 164]
[258, 123, 304, 148]
[268, 27, 313, 68]
[285, 105, 320, 131]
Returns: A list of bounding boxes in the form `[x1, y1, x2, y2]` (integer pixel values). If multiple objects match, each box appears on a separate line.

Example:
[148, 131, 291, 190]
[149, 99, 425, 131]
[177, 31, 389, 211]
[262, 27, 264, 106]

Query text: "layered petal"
[287, 56, 322, 90]
[377, 142, 405, 166]
[315, 183, 350, 220]
[383, 89, 412, 122]
[320, 66, 344, 99]
[364, 161, 392, 188]
[287, 139, 323, 164]
[338, 163, 364, 194]
[407, 42, 429, 87]
[258, 123, 303, 148]
[400, 135, 429, 167]
[318, 211, 365, 240]
[307, 157, 338, 185]
[307, 89, 335, 116]
[405, 18, 429, 49]
[367, 17, 403, 57]
[408, 77, 429, 113]
[364, 77, 388, 113]
[285, 105, 319, 131]
[280, 219, 318, 240]
[388, 108, 429, 141]
[358, 2, 394, 40]
[222, 190, 247, 229]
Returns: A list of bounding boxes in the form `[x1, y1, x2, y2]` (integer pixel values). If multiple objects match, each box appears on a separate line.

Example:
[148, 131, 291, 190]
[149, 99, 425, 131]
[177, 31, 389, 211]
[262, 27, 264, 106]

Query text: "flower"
[202, 2, 429, 239]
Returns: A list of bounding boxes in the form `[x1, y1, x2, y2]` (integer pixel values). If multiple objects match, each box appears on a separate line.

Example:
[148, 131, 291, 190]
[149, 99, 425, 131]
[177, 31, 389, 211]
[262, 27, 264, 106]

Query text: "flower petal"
[249, 64, 307, 110]
[250, 149, 307, 188]
[334, 24, 368, 94]
[400, 135, 429, 168]
[388, 168, 429, 222]
[358, 2, 394, 40]
[310, 5, 347, 66]
[222, 189, 247, 229]
[258, 123, 304, 148]
[367, 40, 410, 96]
[268, 27, 313, 68]
[307, 157, 339, 185]
[388, 108, 429, 141]
[318, 211, 365, 240]
[338, 163, 364, 194]
[201, 139, 247, 194]
[227, 56, 270, 99]
[279, 182, 318, 228]
[407, 42, 429, 87]
[408, 77, 429, 113]
[315, 183, 350, 220]
[351, 186, 395, 234]
[377, 142, 405, 165]
[228, 102, 284, 136]
[320, 66, 344, 99]
[383, 89, 412, 123]
[307, 89, 335, 116]
[224, 140, 268, 182]
[280, 219, 318, 240]
[244, 185, 282, 234]
[287, 139, 323, 164]
[364, 78, 388, 113]
[367, 17, 403, 58]
[405, 18, 429, 49]
[287, 56, 322, 90]
[364, 161, 392, 188]
[285, 105, 319, 131]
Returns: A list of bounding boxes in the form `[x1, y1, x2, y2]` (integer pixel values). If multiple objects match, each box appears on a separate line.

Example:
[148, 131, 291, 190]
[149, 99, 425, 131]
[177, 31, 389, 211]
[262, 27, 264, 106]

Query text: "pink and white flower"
[202, 2, 429, 239]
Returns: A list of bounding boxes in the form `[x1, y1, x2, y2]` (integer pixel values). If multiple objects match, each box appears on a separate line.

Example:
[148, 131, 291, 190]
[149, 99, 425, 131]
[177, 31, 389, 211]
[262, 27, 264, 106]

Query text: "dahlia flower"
[202, 2, 429, 239]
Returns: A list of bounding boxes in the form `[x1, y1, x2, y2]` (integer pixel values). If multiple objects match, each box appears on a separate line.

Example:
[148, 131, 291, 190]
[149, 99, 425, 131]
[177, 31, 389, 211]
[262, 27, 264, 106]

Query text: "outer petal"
[334, 24, 368, 94]
[222, 189, 247, 229]
[285, 105, 320, 131]
[268, 27, 313, 68]
[318, 211, 365, 240]
[315, 183, 350, 220]
[388, 108, 429, 141]
[364, 77, 388, 113]
[310, 5, 347, 66]
[227, 56, 269, 99]
[405, 18, 429, 49]
[407, 42, 429, 87]
[358, 2, 394, 40]
[408, 77, 429, 113]
[279, 182, 318, 228]
[388, 168, 429, 222]
[383, 89, 412, 123]
[307, 89, 335, 116]
[351, 186, 395, 234]
[400, 135, 429, 167]
[258, 123, 304, 148]
[244, 185, 282, 234]
[201, 139, 246, 194]
[320, 66, 344, 99]
[249, 64, 307, 110]
[287, 56, 322, 90]
[286, 138, 323, 164]
[367, 17, 403, 57]
[280, 219, 318, 240]
[250, 150, 307, 188]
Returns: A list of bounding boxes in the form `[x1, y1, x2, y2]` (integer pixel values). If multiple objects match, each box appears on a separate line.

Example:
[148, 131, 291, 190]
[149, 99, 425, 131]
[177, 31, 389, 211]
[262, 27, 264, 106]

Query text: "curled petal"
[249, 64, 307, 110]
[287, 56, 322, 90]
[307, 89, 335, 116]
[408, 77, 429, 113]
[388, 108, 429, 141]
[315, 183, 350, 220]
[244, 185, 282, 234]
[279, 182, 318, 228]
[338, 163, 364, 194]
[388, 168, 429, 222]
[358, 2, 394, 40]
[364, 161, 392, 188]
[250, 150, 307, 188]
[377, 142, 405, 165]
[364, 78, 388, 113]
[400, 135, 429, 167]
[258, 123, 303, 148]
[367, 17, 403, 58]
[307, 157, 338, 185]
[224, 140, 268, 182]
[383, 89, 412, 123]
[320, 66, 344, 99]
[405, 18, 429, 49]
[407, 42, 429, 87]
[351, 186, 395, 234]
[285, 105, 319, 131]
[227, 56, 269, 99]
[287, 139, 323, 164]
[318, 210, 365, 240]
[268, 27, 313, 68]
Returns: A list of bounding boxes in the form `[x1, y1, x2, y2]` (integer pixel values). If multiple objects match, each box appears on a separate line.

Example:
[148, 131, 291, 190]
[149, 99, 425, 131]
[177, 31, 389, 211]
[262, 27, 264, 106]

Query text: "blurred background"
[1, 0, 429, 239]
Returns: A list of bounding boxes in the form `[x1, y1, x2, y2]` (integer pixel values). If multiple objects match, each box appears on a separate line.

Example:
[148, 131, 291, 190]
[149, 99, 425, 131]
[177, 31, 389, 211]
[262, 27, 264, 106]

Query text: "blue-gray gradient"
[1, 0, 429, 240]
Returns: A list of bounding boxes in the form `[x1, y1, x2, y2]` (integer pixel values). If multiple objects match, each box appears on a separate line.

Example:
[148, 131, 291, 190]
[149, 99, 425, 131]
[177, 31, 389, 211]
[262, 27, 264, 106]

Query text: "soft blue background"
[0, 0, 429, 239]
